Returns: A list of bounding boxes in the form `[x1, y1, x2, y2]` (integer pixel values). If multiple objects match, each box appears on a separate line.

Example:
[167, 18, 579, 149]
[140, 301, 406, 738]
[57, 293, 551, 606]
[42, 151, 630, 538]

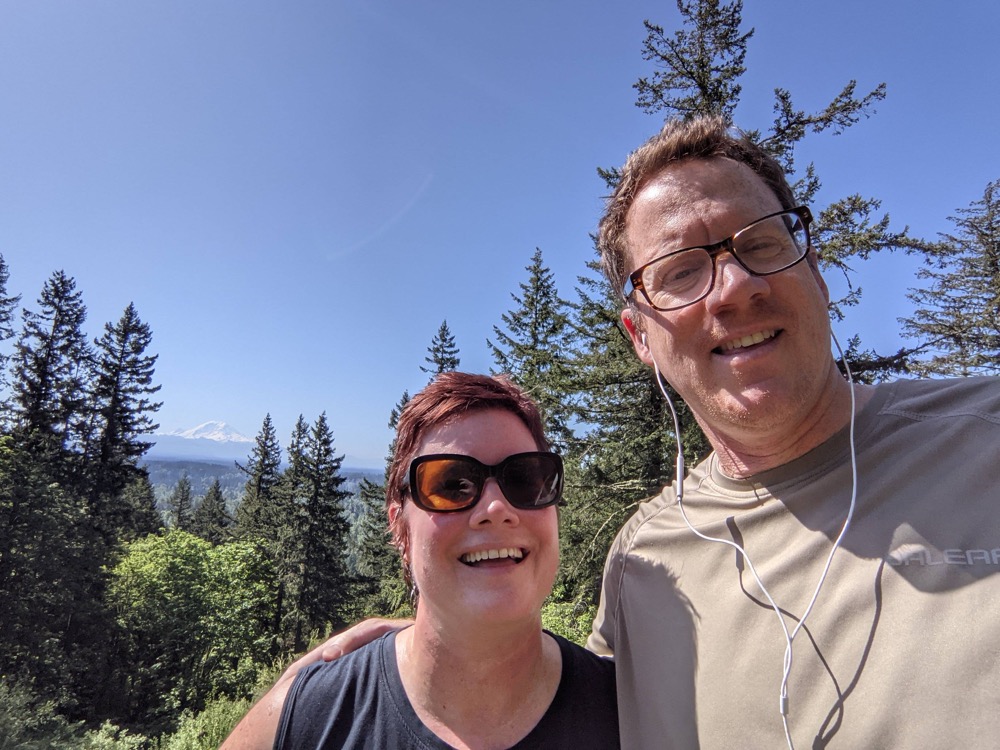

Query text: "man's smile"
[715, 329, 778, 354]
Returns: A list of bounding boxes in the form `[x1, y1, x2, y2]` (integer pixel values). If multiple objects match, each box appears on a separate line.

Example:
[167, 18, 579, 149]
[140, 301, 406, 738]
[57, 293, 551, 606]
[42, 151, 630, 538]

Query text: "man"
[228, 116, 1000, 748]
[588, 114, 1000, 748]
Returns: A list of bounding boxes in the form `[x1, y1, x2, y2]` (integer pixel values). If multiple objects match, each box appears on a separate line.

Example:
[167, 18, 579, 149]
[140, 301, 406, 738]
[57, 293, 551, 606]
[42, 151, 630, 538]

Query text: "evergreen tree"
[902, 179, 1000, 376]
[420, 319, 460, 377]
[1, 273, 115, 716]
[289, 413, 351, 650]
[9, 270, 92, 457]
[119, 471, 162, 540]
[270, 416, 310, 652]
[191, 478, 232, 545]
[386, 390, 410, 458]
[350, 391, 412, 620]
[633, 0, 752, 121]
[166, 474, 194, 531]
[349, 477, 408, 619]
[0, 435, 91, 709]
[234, 414, 283, 540]
[488, 248, 575, 449]
[0, 254, 21, 402]
[84, 303, 162, 541]
[561, 257, 707, 605]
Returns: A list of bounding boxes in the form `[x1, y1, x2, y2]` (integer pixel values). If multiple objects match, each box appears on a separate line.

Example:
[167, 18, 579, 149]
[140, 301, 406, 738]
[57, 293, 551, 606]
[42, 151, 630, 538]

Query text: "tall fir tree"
[902, 179, 1000, 376]
[289, 413, 351, 650]
[420, 319, 460, 377]
[9, 270, 92, 459]
[235, 414, 284, 541]
[488, 248, 576, 450]
[270, 416, 310, 652]
[84, 302, 162, 541]
[191, 478, 232, 545]
[1, 271, 116, 716]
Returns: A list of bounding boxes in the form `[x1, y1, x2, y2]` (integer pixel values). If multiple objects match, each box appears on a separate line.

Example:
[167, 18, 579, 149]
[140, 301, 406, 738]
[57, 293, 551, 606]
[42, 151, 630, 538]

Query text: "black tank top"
[274, 629, 619, 749]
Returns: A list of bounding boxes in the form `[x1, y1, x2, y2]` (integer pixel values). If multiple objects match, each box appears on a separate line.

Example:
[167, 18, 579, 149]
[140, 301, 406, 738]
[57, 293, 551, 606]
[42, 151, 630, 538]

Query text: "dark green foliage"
[191, 478, 232, 545]
[633, 0, 752, 120]
[902, 179, 1000, 376]
[559, 258, 709, 605]
[234, 414, 283, 540]
[167, 474, 194, 531]
[288, 413, 352, 650]
[420, 319, 460, 377]
[84, 303, 162, 542]
[120, 471, 164, 541]
[10, 270, 92, 454]
[348, 477, 409, 620]
[0, 435, 92, 711]
[488, 248, 576, 451]
[0, 254, 21, 401]
[233, 413, 354, 654]
[0, 677, 82, 750]
[349, 392, 412, 620]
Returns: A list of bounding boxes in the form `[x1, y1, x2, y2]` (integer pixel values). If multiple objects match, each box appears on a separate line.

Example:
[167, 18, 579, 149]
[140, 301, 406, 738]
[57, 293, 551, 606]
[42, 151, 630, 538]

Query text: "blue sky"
[2, 1, 997, 468]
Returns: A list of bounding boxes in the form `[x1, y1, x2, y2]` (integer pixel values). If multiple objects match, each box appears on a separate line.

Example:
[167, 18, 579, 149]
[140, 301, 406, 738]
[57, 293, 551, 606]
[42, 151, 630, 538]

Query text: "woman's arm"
[220, 618, 410, 749]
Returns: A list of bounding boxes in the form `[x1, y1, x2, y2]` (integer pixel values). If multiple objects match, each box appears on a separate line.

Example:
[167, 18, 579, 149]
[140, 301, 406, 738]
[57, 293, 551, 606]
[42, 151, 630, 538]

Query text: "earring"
[402, 558, 419, 610]
[408, 580, 419, 610]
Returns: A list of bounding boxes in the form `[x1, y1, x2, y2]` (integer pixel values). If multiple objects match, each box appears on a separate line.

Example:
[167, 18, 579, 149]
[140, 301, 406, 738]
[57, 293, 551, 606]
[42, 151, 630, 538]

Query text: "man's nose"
[704, 251, 768, 311]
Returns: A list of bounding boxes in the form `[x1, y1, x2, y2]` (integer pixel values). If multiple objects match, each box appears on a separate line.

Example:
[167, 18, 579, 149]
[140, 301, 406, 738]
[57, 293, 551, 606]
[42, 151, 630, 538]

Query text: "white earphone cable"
[651, 331, 858, 750]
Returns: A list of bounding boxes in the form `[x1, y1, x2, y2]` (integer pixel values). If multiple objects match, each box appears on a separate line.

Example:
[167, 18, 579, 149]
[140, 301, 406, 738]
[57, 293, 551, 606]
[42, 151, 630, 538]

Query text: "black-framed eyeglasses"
[407, 452, 564, 513]
[622, 206, 813, 312]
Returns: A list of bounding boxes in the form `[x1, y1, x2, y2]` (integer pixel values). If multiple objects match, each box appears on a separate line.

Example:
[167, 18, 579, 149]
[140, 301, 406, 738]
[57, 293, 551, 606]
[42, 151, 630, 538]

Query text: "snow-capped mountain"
[144, 421, 254, 462]
[167, 421, 252, 443]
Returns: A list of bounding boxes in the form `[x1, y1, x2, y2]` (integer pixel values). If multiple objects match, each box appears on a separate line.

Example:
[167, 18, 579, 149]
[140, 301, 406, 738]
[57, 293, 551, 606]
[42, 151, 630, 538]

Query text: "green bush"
[541, 597, 597, 646]
[81, 722, 152, 749]
[160, 697, 252, 750]
[0, 677, 82, 750]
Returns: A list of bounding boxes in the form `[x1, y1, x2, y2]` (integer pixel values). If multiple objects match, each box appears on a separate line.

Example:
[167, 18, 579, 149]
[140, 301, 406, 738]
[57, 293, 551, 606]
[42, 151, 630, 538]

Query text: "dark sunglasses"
[407, 452, 564, 513]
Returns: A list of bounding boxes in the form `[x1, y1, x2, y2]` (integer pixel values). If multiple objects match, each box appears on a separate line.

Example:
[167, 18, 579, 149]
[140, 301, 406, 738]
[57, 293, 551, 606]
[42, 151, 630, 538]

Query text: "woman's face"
[392, 408, 560, 629]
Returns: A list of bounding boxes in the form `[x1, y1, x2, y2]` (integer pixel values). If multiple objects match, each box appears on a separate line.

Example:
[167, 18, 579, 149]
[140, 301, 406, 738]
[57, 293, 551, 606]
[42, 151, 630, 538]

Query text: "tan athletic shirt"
[589, 376, 1000, 749]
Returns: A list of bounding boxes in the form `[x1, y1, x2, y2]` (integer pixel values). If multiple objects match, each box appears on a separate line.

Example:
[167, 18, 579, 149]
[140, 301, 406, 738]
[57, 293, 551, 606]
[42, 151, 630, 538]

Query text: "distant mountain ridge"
[145, 421, 254, 462]
[144, 420, 380, 471]
[165, 420, 252, 443]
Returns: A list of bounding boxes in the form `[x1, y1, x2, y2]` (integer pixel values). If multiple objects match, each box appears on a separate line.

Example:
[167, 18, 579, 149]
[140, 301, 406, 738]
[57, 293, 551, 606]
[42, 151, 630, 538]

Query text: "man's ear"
[807, 250, 830, 305]
[622, 309, 655, 368]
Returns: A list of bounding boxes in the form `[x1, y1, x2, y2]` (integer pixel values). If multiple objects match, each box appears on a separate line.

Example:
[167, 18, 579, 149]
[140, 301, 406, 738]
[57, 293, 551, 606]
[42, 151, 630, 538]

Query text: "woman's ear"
[387, 502, 408, 561]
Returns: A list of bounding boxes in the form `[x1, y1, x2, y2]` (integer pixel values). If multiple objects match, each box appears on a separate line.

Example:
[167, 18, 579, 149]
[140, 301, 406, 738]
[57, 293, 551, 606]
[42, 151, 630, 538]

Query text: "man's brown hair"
[598, 115, 796, 304]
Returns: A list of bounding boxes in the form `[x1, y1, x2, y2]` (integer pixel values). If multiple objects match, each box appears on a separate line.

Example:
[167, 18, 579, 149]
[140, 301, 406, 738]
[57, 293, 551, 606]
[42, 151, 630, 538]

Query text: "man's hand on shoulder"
[283, 617, 411, 678]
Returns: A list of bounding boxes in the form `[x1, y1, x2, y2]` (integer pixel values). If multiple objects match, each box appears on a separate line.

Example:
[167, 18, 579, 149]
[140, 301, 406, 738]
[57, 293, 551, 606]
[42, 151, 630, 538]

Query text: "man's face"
[621, 157, 836, 446]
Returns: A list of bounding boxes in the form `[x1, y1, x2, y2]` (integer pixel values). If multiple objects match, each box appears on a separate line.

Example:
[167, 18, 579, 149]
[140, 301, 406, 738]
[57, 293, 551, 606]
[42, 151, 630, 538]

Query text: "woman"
[223, 372, 618, 749]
